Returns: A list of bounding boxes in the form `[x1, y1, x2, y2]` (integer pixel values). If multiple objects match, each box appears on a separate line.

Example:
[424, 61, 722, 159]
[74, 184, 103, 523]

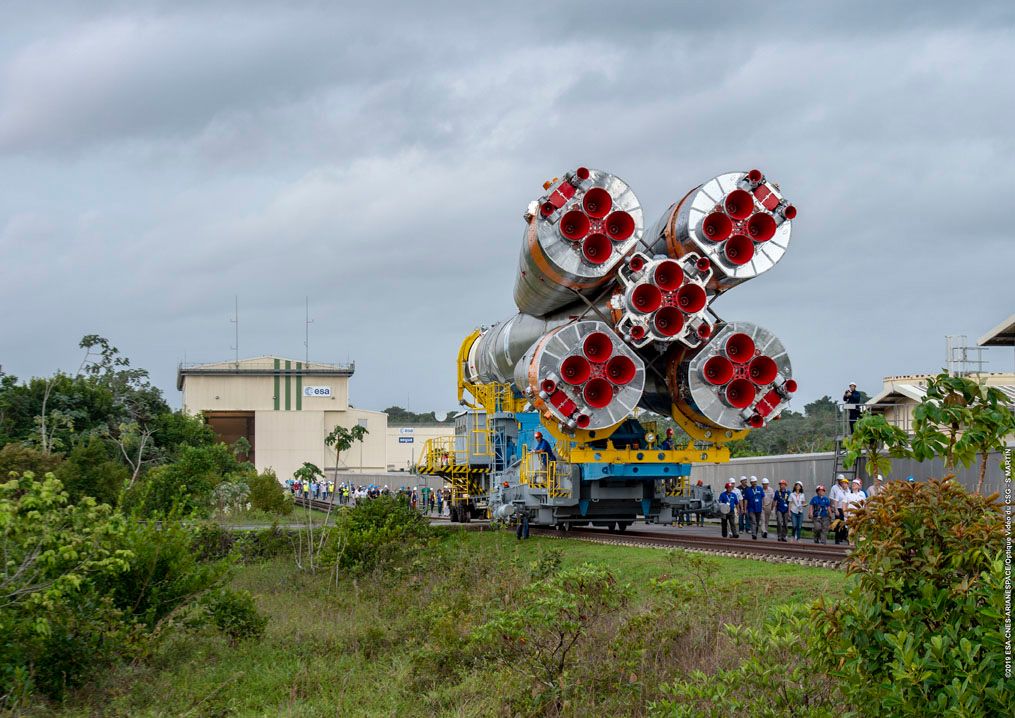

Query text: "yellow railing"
[415, 435, 487, 504]
[519, 446, 570, 498]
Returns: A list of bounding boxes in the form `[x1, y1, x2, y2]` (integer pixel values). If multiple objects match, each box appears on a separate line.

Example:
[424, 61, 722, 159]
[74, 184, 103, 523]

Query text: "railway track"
[293, 496, 342, 512]
[294, 496, 847, 567]
[531, 526, 850, 567]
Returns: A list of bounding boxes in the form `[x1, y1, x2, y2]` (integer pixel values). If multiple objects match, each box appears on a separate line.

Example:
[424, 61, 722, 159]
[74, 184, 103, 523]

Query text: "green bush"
[652, 604, 839, 718]
[101, 511, 229, 630]
[471, 563, 632, 715]
[323, 495, 432, 573]
[246, 470, 293, 515]
[811, 478, 1008, 717]
[0, 443, 63, 478]
[54, 435, 129, 505]
[124, 442, 247, 516]
[234, 525, 292, 562]
[0, 472, 132, 705]
[198, 588, 267, 644]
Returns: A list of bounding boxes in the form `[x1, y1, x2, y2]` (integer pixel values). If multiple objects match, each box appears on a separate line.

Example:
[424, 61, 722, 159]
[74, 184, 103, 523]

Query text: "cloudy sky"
[1, 0, 1013, 414]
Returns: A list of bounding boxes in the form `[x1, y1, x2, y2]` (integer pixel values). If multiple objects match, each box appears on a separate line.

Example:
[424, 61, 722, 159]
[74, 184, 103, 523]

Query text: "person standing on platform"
[660, 427, 676, 450]
[774, 479, 791, 542]
[761, 477, 775, 538]
[531, 431, 555, 471]
[788, 481, 807, 541]
[744, 476, 765, 540]
[843, 382, 862, 433]
[809, 485, 831, 544]
[866, 474, 884, 499]
[717, 481, 739, 538]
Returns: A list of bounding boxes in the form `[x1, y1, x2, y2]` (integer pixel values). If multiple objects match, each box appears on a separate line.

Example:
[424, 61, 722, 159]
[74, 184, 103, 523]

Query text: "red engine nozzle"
[559, 210, 590, 241]
[724, 189, 755, 220]
[583, 378, 613, 409]
[782, 205, 797, 220]
[628, 255, 646, 272]
[604, 211, 635, 241]
[746, 213, 776, 242]
[576, 414, 591, 429]
[540, 378, 556, 394]
[784, 379, 798, 393]
[629, 283, 663, 314]
[583, 332, 613, 363]
[630, 325, 647, 341]
[605, 355, 637, 386]
[540, 202, 554, 217]
[748, 355, 778, 385]
[575, 167, 590, 180]
[723, 234, 755, 266]
[653, 260, 684, 292]
[697, 323, 712, 339]
[560, 355, 591, 385]
[654, 307, 685, 337]
[725, 333, 756, 364]
[701, 212, 733, 243]
[581, 233, 612, 265]
[748, 414, 765, 428]
[696, 256, 711, 273]
[725, 379, 757, 409]
[747, 169, 763, 184]
[582, 187, 612, 219]
[676, 284, 707, 314]
[702, 356, 735, 386]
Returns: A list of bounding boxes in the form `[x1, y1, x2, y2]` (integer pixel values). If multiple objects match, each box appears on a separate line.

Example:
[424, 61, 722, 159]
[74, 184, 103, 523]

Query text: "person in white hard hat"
[843, 382, 862, 433]
[717, 481, 739, 538]
[866, 474, 884, 499]
[760, 477, 775, 539]
[745, 476, 765, 539]
[830, 475, 850, 544]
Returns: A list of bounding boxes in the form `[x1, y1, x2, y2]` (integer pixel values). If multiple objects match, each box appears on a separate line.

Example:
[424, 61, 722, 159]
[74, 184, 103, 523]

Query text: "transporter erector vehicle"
[415, 166, 799, 529]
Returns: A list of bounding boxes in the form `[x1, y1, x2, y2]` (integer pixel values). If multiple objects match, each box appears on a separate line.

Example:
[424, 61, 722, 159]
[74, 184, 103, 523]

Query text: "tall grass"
[25, 530, 843, 717]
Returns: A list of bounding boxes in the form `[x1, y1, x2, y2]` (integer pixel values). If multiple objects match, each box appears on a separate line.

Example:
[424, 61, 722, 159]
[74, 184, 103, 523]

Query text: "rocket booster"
[466, 166, 798, 438]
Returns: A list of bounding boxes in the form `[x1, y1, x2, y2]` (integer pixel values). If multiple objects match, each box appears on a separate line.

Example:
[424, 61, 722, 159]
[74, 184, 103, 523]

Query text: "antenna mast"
[304, 296, 314, 365]
[230, 296, 239, 369]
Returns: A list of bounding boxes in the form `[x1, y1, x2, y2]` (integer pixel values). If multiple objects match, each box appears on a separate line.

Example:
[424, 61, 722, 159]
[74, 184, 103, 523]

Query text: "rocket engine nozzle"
[724, 189, 755, 220]
[605, 211, 635, 241]
[583, 331, 613, 363]
[653, 307, 685, 337]
[583, 187, 613, 218]
[653, 260, 684, 292]
[582, 233, 612, 265]
[559, 210, 590, 241]
[560, 355, 592, 385]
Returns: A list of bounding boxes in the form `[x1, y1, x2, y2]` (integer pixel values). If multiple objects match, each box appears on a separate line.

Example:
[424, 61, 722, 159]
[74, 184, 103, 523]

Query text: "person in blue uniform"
[774, 479, 791, 542]
[659, 427, 675, 450]
[717, 482, 739, 538]
[809, 485, 832, 544]
[532, 431, 555, 470]
[744, 476, 765, 539]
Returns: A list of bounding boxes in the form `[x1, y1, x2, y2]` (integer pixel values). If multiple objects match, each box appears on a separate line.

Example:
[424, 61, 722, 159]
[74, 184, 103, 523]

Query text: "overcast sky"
[1, 0, 1013, 415]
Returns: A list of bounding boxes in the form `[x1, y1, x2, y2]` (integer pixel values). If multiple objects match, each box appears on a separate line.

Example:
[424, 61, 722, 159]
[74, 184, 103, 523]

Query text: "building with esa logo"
[177, 356, 453, 482]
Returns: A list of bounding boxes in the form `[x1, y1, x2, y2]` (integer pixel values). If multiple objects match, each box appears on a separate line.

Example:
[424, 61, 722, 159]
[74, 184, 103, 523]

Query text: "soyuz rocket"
[462, 167, 798, 438]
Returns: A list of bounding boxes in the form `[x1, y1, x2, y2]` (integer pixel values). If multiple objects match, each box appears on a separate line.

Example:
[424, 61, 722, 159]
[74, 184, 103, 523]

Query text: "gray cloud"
[1, 1, 1013, 414]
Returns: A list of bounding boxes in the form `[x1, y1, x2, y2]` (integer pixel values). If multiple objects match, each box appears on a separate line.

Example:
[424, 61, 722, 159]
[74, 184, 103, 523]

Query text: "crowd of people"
[284, 478, 453, 515]
[715, 473, 896, 544]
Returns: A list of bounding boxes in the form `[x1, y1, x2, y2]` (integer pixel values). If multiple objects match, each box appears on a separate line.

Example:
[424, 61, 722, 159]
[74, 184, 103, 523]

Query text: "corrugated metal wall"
[692, 446, 1013, 495]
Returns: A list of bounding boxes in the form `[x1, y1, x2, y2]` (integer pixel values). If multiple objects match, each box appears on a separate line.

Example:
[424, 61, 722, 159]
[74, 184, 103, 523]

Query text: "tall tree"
[324, 424, 368, 502]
